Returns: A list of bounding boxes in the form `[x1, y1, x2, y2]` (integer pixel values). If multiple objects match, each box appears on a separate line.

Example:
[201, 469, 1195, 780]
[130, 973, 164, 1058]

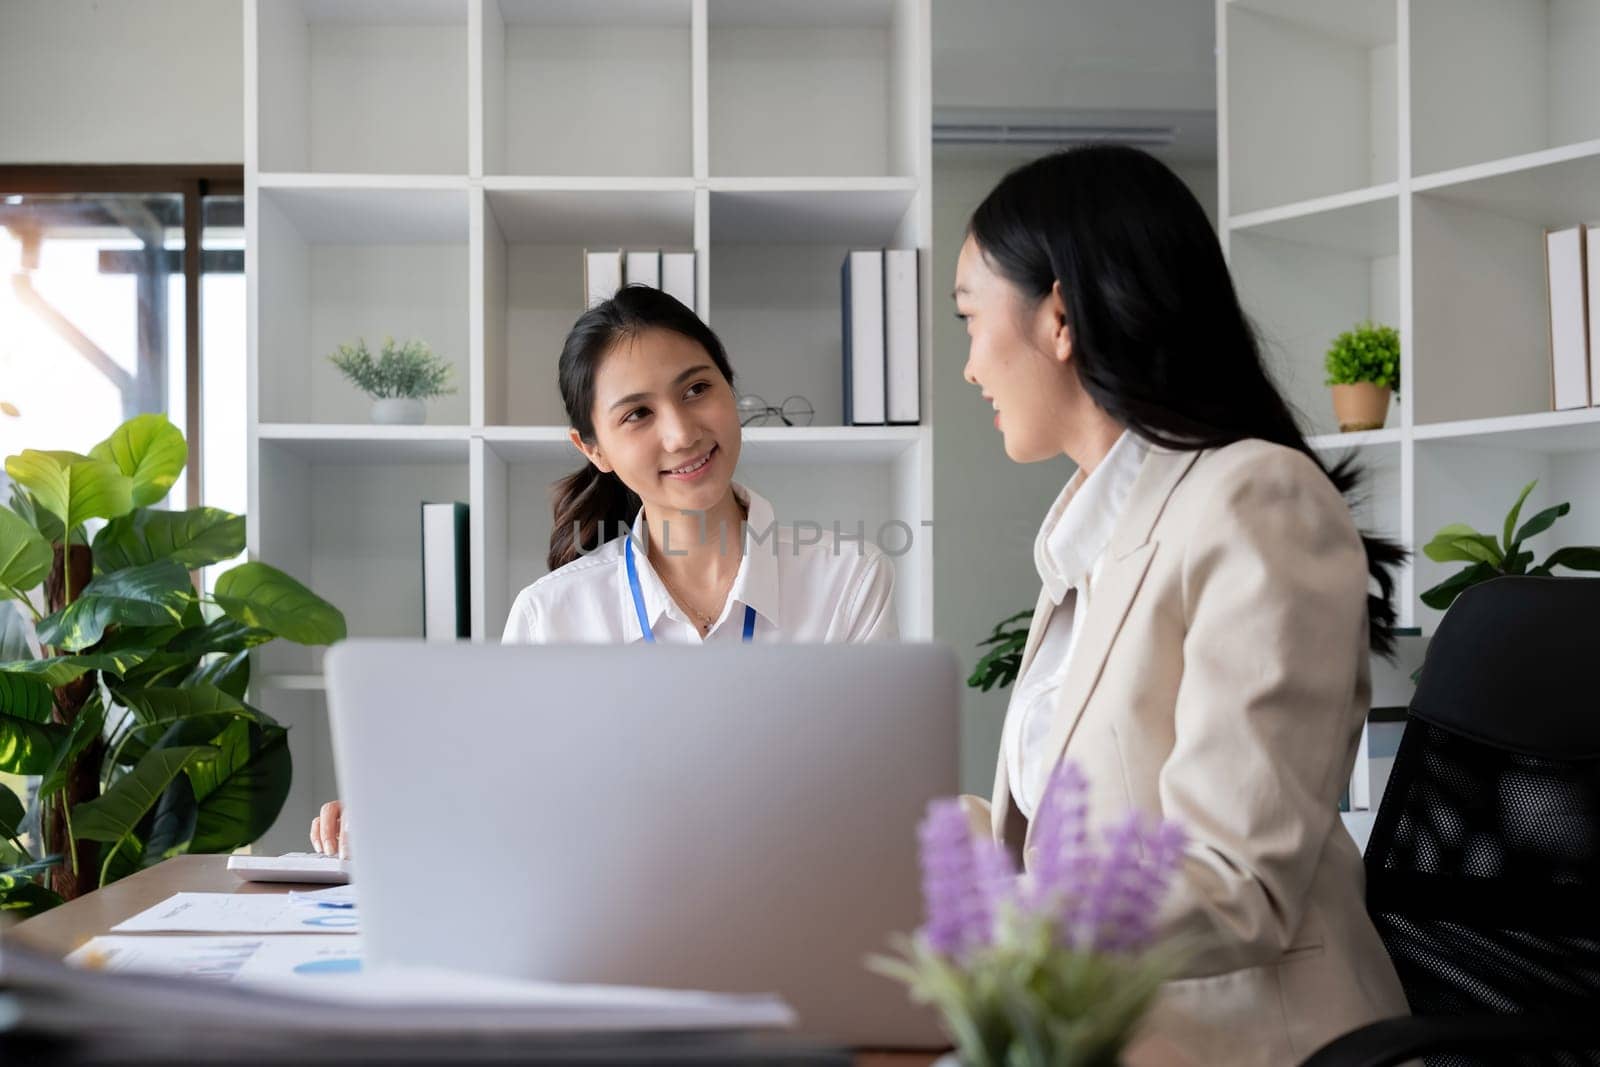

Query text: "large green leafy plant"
[1421, 479, 1600, 610]
[0, 415, 345, 915]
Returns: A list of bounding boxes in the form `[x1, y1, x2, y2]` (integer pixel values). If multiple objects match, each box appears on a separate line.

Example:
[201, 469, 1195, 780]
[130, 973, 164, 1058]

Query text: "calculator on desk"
[226, 852, 350, 884]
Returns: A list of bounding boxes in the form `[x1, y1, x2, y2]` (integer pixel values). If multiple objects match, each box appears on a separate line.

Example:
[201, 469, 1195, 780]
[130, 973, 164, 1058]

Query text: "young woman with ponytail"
[311, 285, 895, 854]
[951, 146, 1409, 1063]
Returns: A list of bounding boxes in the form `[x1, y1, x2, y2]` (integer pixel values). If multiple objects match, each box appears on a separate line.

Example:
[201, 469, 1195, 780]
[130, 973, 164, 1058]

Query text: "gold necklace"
[656, 566, 733, 634]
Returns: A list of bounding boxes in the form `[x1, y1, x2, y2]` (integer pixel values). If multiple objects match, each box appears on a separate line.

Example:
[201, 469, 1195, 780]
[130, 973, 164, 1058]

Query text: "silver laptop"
[323, 641, 958, 1047]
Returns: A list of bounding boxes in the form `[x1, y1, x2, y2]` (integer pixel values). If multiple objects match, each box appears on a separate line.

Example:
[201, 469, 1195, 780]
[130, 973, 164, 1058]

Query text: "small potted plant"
[329, 337, 456, 425]
[871, 762, 1187, 1067]
[1324, 321, 1399, 432]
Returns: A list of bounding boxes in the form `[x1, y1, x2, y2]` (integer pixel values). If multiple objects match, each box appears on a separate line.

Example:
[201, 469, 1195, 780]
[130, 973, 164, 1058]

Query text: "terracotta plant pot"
[1330, 383, 1391, 432]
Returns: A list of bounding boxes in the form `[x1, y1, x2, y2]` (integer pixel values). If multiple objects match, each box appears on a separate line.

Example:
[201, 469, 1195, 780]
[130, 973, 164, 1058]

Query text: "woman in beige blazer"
[951, 145, 1411, 1065]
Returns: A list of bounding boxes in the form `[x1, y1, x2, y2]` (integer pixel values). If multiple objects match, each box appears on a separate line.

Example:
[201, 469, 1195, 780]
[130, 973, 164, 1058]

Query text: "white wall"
[0, 0, 243, 164]
[933, 0, 1215, 113]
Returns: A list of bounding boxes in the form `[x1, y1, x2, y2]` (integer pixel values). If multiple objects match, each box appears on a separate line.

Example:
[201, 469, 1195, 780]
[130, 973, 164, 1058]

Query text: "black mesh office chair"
[1304, 577, 1600, 1067]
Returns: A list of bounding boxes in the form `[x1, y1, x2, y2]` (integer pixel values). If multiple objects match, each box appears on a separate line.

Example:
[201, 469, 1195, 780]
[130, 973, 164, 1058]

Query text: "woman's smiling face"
[573, 327, 743, 515]
[953, 234, 1076, 464]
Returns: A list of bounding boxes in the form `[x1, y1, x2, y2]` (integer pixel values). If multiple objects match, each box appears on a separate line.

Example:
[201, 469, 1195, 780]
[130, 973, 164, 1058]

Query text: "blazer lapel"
[989, 585, 1056, 844]
[1022, 447, 1203, 853]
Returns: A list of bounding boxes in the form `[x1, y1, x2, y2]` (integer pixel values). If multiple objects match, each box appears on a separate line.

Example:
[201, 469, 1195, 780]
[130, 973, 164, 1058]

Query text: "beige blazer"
[979, 439, 1409, 1066]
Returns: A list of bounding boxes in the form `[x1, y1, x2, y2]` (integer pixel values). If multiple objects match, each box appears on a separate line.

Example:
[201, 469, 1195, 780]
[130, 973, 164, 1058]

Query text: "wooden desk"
[8, 855, 939, 1067]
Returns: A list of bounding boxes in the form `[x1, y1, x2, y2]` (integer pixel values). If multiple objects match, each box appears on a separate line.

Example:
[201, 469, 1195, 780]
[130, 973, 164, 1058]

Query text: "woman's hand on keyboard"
[309, 799, 349, 857]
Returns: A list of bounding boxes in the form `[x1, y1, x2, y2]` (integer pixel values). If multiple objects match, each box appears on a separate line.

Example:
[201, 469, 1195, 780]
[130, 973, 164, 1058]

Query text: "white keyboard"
[226, 852, 350, 884]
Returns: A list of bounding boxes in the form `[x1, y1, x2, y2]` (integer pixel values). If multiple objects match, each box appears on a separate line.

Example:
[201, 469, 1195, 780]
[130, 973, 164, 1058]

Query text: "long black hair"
[548, 284, 737, 572]
[967, 145, 1405, 656]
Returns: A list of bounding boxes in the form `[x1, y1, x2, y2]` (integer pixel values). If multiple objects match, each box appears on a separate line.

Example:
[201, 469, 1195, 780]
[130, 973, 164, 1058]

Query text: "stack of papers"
[41, 891, 794, 1036]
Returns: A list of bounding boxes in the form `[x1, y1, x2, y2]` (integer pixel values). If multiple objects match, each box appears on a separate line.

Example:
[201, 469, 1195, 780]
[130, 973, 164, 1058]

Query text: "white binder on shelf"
[584, 250, 623, 308]
[662, 251, 696, 311]
[625, 249, 661, 289]
[841, 249, 886, 426]
[884, 248, 920, 425]
[1545, 225, 1589, 410]
[1587, 224, 1600, 407]
[421, 501, 469, 641]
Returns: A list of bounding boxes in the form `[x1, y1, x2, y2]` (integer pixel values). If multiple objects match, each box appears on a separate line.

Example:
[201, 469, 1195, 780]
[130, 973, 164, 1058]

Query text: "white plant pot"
[370, 397, 426, 425]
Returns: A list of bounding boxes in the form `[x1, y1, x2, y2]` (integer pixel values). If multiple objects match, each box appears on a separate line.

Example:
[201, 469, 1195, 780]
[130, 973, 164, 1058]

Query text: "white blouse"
[501, 483, 897, 645]
[1001, 431, 1149, 820]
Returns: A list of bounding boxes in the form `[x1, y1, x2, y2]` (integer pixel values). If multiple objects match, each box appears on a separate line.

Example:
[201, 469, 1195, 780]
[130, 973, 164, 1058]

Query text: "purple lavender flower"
[1016, 760, 1189, 953]
[916, 799, 1015, 957]
[1027, 761, 1096, 925]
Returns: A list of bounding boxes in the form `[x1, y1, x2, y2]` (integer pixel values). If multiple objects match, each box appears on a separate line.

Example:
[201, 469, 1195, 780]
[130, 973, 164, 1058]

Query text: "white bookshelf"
[1219, 0, 1600, 635]
[244, 0, 932, 850]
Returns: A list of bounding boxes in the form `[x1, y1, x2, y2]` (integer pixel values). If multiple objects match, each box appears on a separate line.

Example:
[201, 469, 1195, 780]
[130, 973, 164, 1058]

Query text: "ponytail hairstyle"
[547, 285, 737, 572]
[967, 145, 1406, 656]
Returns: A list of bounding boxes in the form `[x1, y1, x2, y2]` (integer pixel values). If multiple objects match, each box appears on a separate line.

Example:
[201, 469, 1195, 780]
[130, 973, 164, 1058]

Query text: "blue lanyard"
[625, 535, 755, 644]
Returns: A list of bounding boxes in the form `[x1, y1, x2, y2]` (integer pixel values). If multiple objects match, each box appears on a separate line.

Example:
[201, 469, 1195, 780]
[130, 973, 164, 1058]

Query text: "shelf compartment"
[1411, 0, 1600, 177]
[255, 0, 469, 175]
[1225, 0, 1397, 215]
[254, 438, 470, 677]
[481, 0, 693, 178]
[1409, 161, 1590, 426]
[1228, 193, 1400, 438]
[256, 185, 471, 426]
[707, 186, 920, 428]
[1413, 435, 1600, 631]
[708, 0, 923, 179]
[480, 186, 698, 427]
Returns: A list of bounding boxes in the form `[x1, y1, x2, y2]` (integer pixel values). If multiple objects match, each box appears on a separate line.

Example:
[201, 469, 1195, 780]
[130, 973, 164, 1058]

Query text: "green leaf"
[119, 683, 253, 725]
[4, 449, 135, 535]
[71, 745, 213, 844]
[214, 562, 347, 646]
[0, 711, 68, 775]
[89, 414, 188, 509]
[93, 507, 244, 574]
[1542, 546, 1600, 572]
[1421, 525, 1503, 566]
[1511, 502, 1571, 548]
[187, 721, 292, 853]
[9, 486, 66, 544]
[37, 692, 105, 800]
[112, 685, 261, 766]
[166, 616, 275, 657]
[0, 649, 153, 689]
[1502, 480, 1538, 554]
[1419, 562, 1498, 612]
[0, 782, 24, 842]
[35, 560, 193, 652]
[189, 650, 252, 701]
[0, 671, 53, 723]
[0, 874, 64, 918]
[1505, 550, 1535, 576]
[0, 602, 31, 663]
[0, 506, 52, 592]
[143, 773, 198, 866]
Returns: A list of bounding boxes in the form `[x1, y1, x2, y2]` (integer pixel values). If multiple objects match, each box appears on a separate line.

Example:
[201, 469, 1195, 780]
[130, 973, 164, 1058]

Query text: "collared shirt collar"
[616, 483, 779, 641]
[1033, 431, 1149, 604]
